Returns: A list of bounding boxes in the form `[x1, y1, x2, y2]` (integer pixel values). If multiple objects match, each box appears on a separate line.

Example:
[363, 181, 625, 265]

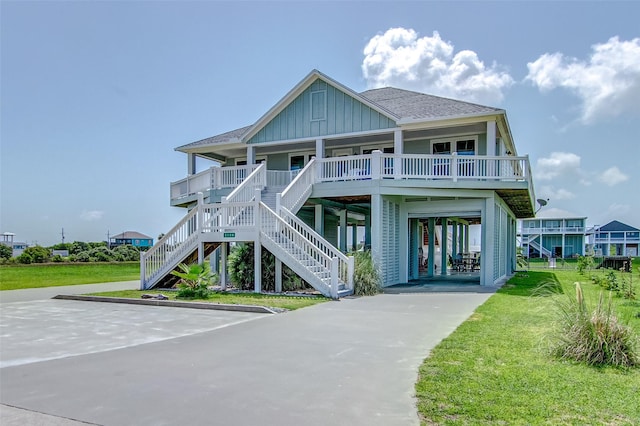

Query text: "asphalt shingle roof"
[359, 87, 502, 121]
[177, 85, 502, 151]
[599, 220, 639, 232]
[112, 231, 153, 240]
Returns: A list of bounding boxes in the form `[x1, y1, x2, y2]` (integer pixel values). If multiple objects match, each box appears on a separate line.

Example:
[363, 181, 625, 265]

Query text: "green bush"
[227, 243, 310, 292]
[352, 250, 381, 296]
[577, 255, 594, 275]
[17, 246, 50, 264]
[0, 244, 12, 260]
[549, 282, 639, 368]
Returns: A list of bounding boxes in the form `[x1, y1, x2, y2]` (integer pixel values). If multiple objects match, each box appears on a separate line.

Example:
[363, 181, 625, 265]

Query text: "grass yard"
[416, 265, 640, 425]
[89, 289, 329, 311]
[0, 262, 140, 291]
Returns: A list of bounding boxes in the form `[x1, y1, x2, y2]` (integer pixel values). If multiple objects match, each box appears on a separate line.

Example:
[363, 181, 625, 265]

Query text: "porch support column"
[481, 197, 495, 286]
[247, 145, 256, 165]
[410, 219, 419, 280]
[371, 194, 383, 283]
[254, 242, 262, 293]
[394, 129, 403, 179]
[220, 243, 227, 290]
[339, 209, 347, 252]
[275, 259, 282, 293]
[315, 138, 325, 159]
[427, 218, 435, 277]
[364, 212, 371, 249]
[351, 223, 358, 252]
[458, 223, 464, 253]
[314, 204, 324, 235]
[487, 120, 496, 156]
[210, 247, 219, 273]
[465, 225, 470, 253]
[452, 220, 458, 257]
[188, 153, 196, 175]
[441, 218, 448, 275]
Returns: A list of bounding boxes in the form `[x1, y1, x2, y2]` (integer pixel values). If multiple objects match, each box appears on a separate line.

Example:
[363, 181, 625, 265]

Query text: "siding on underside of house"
[247, 79, 397, 144]
[382, 197, 400, 286]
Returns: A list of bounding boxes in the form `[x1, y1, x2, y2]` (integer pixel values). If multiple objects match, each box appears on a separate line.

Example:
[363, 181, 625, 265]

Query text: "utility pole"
[61, 228, 65, 244]
[106, 230, 110, 249]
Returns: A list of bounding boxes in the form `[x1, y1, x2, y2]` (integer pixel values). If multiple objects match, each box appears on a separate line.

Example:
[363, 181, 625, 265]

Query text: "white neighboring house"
[1, 232, 28, 257]
[588, 220, 640, 257]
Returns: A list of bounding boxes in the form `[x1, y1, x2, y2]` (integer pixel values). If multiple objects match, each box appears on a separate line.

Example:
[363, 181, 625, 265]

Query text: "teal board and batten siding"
[541, 235, 584, 257]
[247, 79, 397, 144]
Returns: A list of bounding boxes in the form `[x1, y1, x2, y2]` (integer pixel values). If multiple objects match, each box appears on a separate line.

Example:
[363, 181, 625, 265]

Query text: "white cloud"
[526, 36, 640, 123]
[534, 152, 582, 181]
[599, 166, 629, 186]
[80, 210, 104, 221]
[362, 28, 513, 105]
[538, 185, 575, 200]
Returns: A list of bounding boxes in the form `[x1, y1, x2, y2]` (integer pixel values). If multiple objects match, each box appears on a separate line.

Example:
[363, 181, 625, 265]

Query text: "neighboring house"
[0, 232, 28, 257]
[110, 231, 153, 249]
[142, 70, 535, 297]
[519, 216, 588, 259]
[589, 220, 639, 257]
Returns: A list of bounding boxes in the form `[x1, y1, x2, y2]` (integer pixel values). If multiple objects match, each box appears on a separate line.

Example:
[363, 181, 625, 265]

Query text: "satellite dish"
[535, 198, 549, 214]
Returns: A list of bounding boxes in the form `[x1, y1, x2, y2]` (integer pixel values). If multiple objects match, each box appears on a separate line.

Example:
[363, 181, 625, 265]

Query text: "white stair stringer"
[526, 236, 552, 259]
[259, 203, 353, 299]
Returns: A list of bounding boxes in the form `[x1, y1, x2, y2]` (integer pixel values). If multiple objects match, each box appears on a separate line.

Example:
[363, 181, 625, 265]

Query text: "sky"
[1, 1, 639, 246]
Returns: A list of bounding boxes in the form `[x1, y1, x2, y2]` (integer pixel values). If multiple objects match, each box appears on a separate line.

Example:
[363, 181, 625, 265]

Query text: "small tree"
[171, 263, 216, 299]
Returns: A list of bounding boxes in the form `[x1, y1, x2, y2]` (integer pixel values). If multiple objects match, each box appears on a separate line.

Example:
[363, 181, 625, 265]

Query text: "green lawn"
[0, 262, 140, 290]
[416, 266, 640, 425]
[89, 289, 329, 310]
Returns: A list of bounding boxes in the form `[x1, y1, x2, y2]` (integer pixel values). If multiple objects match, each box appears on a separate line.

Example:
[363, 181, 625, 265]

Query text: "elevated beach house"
[519, 216, 588, 259]
[141, 70, 535, 297]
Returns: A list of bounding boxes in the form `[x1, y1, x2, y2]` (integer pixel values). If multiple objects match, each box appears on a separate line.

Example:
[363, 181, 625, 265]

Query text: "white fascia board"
[241, 69, 399, 143]
[175, 139, 244, 154]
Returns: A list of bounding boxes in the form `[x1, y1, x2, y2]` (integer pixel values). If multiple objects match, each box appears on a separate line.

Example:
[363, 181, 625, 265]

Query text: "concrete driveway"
[0, 285, 495, 425]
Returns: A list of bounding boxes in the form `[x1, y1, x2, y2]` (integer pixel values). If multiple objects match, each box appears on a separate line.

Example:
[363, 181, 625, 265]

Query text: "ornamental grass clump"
[352, 250, 381, 296]
[551, 282, 639, 368]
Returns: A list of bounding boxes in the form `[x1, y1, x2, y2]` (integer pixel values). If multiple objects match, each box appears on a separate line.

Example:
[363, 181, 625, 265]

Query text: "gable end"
[247, 78, 397, 144]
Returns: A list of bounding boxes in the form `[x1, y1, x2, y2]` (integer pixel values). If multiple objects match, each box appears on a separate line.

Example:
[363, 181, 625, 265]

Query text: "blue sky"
[2, 1, 639, 246]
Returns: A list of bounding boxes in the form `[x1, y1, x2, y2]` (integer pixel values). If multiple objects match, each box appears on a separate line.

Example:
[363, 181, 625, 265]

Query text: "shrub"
[171, 263, 216, 299]
[577, 255, 594, 275]
[227, 243, 310, 292]
[0, 244, 12, 260]
[549, 282, 639, 368]
[17, 245, 50, 264]
[352, 250, 381, 296]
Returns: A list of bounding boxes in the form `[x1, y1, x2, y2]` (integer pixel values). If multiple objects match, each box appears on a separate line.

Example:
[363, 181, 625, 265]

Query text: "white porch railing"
[523, 227, 586, 234]
[223, 163, 266, 204]
[266, 170, 300, 187]
[140, 207, 200, 289]
[316, 153, 531, 182]
[170, 164, 261, 199]
[278, 159, 316, 213]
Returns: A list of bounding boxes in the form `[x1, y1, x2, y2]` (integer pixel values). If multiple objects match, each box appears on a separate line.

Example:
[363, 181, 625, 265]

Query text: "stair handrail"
[280, 206, 354, 291]
[224, 162, 266, 204]
[278, 159, 316, 213]
[140, 207, 200, 289]
[260, 203, 342, 298]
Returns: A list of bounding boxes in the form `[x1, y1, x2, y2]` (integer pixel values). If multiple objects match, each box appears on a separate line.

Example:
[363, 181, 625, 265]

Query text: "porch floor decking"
[384, 271, 491, 293]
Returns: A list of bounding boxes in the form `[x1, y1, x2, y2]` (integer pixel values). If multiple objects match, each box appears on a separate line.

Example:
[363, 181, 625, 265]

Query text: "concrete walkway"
[0, 285, 495, 425]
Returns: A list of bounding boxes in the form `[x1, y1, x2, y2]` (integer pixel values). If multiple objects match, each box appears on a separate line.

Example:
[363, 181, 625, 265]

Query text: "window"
[311, 90, 326, 121]
[432, 142, 451, 154]
[456, 140, 475, 155]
